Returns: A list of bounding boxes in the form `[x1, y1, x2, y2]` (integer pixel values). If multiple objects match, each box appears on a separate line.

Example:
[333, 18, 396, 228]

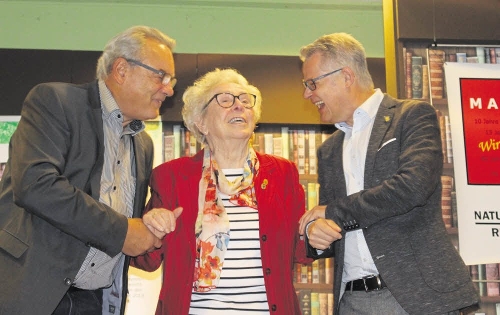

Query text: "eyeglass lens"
[216, 93, 255, 108]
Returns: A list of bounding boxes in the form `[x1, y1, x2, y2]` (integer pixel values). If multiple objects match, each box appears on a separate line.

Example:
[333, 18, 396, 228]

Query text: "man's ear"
[112, 57, 129, 85]
[342, 66, 355, 88]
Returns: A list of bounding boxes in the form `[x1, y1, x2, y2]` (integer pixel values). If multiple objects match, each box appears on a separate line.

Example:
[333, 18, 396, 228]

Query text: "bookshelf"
[384, 0, 500, 313]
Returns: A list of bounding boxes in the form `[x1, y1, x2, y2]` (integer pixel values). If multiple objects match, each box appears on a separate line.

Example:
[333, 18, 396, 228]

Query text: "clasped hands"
[122, 207, 183, 257]
[298, 205, 343, 250]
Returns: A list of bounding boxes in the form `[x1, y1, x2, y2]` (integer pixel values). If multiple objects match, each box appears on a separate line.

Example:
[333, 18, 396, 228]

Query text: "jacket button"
[265, 268, 271, 275]
[261, 235, 267, 241]
[64, 278, 72, 286]
[271, 304, 277, 311]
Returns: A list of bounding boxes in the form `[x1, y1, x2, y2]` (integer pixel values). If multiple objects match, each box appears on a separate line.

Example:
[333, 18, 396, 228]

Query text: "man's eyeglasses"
[204, 93, 257, 110]
[302, 67, 343, 91]
[125, 58, 177, 88]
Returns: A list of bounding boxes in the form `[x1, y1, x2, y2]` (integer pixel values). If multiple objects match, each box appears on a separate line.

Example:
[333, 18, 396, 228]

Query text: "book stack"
[294, 258, 334, 286]
[297, 289, 334, 315]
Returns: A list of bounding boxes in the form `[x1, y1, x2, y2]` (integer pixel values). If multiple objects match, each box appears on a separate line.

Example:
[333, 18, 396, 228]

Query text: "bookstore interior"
[0, 0, 499, 314]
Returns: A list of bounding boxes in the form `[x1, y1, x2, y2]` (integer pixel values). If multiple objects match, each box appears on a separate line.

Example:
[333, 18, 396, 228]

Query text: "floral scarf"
[193, 147, 259, 292]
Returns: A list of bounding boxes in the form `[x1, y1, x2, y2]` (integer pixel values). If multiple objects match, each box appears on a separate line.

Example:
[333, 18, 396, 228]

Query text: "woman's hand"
[143, 207, 183, 239]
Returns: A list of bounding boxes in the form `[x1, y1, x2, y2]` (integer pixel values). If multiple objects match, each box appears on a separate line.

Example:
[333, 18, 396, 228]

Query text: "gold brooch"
[261, 179, 268, 189]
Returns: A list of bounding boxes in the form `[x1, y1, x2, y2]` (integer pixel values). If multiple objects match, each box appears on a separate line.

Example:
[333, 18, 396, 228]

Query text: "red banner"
[460, 78, 500, 185]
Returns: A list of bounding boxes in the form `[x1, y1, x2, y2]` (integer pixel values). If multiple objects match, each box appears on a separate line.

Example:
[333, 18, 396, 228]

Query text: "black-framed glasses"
[204, 93, 257, 110]
[302, 67, 343, 91]
[125, 58, 177, 88]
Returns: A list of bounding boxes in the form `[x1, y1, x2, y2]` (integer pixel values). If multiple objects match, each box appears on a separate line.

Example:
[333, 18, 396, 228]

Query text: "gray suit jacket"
[307, 94, 479, 314]
[0, 81, 153, 315]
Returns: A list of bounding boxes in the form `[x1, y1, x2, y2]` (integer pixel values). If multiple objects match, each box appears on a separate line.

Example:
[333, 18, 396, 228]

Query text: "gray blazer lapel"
[331, 136, 347, 196]
[87, 81, 105, 199]
[132, 134, 149, 217]
[364, 95, 397, 187]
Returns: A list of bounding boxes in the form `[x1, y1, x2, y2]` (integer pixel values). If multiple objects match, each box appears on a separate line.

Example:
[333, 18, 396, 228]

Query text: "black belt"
[345, 275, 386, 292]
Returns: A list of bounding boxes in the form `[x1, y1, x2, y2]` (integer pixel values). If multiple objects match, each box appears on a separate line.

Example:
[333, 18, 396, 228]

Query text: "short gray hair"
[300, 32, 373, 90]
[182, 68, 262, 145]
[96, 25, 176, 80]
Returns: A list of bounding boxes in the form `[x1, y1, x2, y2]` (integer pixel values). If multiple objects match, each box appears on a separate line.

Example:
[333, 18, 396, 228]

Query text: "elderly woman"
[132, 68, 312, 314]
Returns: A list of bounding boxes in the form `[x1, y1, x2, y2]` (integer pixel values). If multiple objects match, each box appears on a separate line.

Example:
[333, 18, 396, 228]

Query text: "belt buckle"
[362, 275, 382, 292]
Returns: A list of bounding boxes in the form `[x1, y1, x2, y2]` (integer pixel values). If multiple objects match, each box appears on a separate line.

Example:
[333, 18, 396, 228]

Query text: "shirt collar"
[98, 80, 145, 135]
[335, 88, 384, 133]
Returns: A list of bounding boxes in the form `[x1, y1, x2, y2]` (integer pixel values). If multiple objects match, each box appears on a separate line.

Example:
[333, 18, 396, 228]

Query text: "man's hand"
[143, 207, 183, 239]
[122, 218, 163, 257]
[306, 219, 342, 250]
[299, 205, 327, 235]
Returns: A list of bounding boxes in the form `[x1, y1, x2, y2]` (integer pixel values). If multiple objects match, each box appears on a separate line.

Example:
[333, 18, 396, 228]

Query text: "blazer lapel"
[87, 81, 105, 200]
[364, 95, 397, 187]
[132, 134, 148, 217]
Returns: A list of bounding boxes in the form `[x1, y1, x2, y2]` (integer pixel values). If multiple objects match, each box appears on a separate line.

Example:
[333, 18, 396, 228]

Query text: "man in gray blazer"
[298, 33, 479, 314]
[0, 26, 176, 315]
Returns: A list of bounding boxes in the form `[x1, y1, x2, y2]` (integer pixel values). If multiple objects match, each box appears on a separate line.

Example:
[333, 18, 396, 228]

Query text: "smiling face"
[198, 82, 256, 149]
[302, 52, 356, 125]
[113, 38, 175, 124]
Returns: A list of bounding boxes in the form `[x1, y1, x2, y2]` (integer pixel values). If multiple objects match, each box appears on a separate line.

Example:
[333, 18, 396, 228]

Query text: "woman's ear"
[195, 119, 208, 136]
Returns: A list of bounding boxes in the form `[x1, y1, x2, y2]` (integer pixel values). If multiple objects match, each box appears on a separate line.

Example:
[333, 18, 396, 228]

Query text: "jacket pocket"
[0, 229, 29, 258]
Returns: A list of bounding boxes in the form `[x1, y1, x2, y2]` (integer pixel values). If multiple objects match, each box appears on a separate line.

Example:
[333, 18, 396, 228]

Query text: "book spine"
[312, 260, 320, 284]
[445, 115, 453, 163]
[411, 56, 423, 99]
[273, 136, 283, 157]
[489, 48, 497, 64]
[281, 127, 290, 160]
[441, 175, 453, 229]
[422, 64, 429, 100]
[428, 50, 445, 100]
[299, 289, 312, 315]
[172, 125, 181, 159]
[319, 293, 328, 315]
[327, 293, 334, 315]
[311, 292, 319, 315]
[163, 134, 175, 162]
[486, 263, 500, 296]
[308, 129, 317, 175]
[405, 50, 413, 99]
[297, 130, 306, 175]
[478, 264, 487, 296]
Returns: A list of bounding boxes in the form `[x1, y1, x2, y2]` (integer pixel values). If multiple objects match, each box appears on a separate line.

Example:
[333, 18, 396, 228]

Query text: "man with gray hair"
[0, 25, 176, 315]
[298, 32, 479, 315]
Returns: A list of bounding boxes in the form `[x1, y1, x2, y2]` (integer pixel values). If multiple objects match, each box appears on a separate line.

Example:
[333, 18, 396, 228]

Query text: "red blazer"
[132, 149, 312, 315]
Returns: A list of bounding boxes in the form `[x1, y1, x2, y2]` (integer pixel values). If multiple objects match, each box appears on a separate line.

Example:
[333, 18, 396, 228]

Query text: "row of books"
[252, 127, 331, 175]
[471, 263, 500, 297]
[297, 289, 334, 315]
[161, 124, 333, 176]
[404, 46, 500, 100]
[294, 258, 334, 285]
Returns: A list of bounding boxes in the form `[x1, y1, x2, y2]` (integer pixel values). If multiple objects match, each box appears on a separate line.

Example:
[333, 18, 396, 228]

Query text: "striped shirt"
[73, 80, 144, 290]
[189, 168, 270, 315]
